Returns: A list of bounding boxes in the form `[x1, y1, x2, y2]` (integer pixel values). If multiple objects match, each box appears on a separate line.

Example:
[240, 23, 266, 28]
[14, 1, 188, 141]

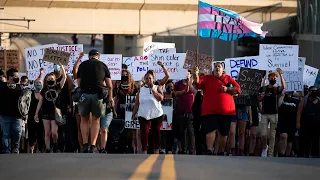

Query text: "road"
[0, 154, 319, 180]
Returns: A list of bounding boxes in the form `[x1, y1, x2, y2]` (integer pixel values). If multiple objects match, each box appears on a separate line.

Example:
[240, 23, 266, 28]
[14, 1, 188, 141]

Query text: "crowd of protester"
[0, 49, 319, 158]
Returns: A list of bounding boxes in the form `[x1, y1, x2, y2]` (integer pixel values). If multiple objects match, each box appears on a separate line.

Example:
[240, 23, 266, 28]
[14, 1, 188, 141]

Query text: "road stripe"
[129, 154, 159, 180]
[159, 155, 176, 180]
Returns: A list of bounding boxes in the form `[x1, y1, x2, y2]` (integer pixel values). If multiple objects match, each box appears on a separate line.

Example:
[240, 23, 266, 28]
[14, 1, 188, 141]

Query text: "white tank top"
[138, 85, 163, 120]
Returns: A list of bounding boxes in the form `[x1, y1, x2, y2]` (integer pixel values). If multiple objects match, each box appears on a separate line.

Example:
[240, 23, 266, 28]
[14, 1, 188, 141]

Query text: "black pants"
[27, 118, 44, 151]
[176, 113, 195, 152]
[300, 121, 320, 157]
[193, 116, 205, 155]
[64, 115, 78, 152]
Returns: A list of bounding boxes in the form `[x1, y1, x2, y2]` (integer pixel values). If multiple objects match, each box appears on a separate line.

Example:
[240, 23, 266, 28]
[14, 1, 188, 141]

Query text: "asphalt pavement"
[0, 154, 319, 180]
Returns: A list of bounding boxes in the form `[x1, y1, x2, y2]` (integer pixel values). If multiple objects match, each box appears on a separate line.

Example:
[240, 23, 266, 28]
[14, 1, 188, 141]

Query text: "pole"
[196, 0, 200, 65]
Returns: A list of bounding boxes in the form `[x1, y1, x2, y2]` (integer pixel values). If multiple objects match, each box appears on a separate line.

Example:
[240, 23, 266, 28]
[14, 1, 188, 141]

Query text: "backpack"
[303, 95, 320, 108]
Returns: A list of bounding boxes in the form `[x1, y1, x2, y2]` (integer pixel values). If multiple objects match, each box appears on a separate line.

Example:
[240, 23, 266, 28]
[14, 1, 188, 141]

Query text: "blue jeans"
[0, 116, 22, 153]
[100, 112, 113, 129]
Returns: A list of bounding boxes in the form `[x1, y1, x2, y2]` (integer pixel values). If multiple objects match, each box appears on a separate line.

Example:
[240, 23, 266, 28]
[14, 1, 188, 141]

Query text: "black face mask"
[166, 87, 173, 93]
[13, 77, 19, 84]
[47, 80, 55, 86]
[269, 79, 276, 85]
[310, 91, 318, 98]
[121, 76, 128, 82]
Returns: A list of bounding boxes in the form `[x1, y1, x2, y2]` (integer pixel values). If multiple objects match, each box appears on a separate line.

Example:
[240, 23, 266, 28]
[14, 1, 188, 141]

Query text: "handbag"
[71, 87, 82, 102]
[49, 90, 66, 126]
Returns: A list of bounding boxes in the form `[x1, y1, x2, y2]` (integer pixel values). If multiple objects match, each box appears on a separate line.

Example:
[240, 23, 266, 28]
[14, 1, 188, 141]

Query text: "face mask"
[35, 84, 42, 91]
[166, 87, 173, 93]
[269, 79, 276, 85]
[310, 91, 318, 98]
[121, 76, 128, 82]
[13, 77, 19, 84]
[47, 80, 55, 86]
[53, 65, 60, 72]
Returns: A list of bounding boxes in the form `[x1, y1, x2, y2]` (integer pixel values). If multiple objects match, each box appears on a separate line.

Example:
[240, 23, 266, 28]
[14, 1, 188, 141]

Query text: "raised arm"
[152, 85, 164, 101]
[188, 79, 198, 94]
[157, 61, 170, 86]
[58, 62, 67, 89]
[193, 66, 199, 85]
[73, 52, 84, 79]
[38, 68, 44, 79]
[277, 68, 286, 91]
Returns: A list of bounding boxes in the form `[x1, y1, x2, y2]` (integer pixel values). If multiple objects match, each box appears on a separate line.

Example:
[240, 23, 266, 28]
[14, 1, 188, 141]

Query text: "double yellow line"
[129, 154, 176, 180]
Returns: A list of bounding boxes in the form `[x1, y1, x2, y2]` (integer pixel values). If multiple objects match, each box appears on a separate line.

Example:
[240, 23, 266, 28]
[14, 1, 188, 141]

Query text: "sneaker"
[52, 144, 58, 153]
[159, 149, 165, 154]
[30, 146, 35, 154]
[205, 150, 213, 155]
[83, 143, 89, 153]
[13, 149, 19, 154]
[261, 145, 268, 157]
[100, 149, 107, 154]
[89, 145, 96, 153]
[45, 149, 51, 153]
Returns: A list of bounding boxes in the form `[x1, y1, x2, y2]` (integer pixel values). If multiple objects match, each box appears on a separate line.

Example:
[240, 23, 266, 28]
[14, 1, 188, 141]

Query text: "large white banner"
[259, 44, 299, 71]
[143, 42, 175, 56]
[225, 56, 261, 79]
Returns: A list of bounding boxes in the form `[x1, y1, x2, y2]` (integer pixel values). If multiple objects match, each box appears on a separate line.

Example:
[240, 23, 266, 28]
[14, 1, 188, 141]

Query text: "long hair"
[122, 69, 135, 95]
[43, 72, 56, 89]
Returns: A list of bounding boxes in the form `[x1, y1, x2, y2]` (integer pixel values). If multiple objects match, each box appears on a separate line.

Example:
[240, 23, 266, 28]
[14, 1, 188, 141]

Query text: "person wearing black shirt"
[77, 49, 113, 153]
[258, 68, 285, 157]
[0, 68, 25, 153]
[34, 62, 67, 153]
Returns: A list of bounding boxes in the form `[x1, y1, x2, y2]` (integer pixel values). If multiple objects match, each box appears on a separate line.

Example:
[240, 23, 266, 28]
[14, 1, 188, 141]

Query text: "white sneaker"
[261, 145, 268, 157]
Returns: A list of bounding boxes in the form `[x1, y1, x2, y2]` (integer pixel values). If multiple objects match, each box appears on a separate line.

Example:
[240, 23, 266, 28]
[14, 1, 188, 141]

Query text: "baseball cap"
[89, 49, 100, 56]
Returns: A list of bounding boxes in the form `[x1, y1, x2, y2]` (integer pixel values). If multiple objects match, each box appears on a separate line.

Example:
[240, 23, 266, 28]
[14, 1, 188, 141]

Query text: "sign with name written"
[149, 53, 187, 80]
[225, 56, 260, 79]
[143, 42, 175, 56]
[152, 48, 176, 54]
[132, 56, 149, 81]
[0, 50, 5, 70]
[5, 50, 20, 70]
[259, 44, 299, 71]
[43, 48, 71, 66]
[100, 54, 122, 80]
[238, 67, 266, 95]
[184, 50, 213, 74]
[56, 44, 83, 75]
[25, 44, 58, 80]
[303, 65, 319, 87]
[125, 95, 140, 129]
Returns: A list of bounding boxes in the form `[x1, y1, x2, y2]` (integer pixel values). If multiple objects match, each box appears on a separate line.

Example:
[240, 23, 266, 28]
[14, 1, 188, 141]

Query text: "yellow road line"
[129, 154, 159, 180]
[159, 155, 176, 180]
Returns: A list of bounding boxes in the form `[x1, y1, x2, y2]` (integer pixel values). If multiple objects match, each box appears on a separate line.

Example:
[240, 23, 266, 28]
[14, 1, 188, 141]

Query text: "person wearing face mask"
[27, 78, 45, 153]
[0, 68, 27, 153]
[258, 68, 285, 157]
[296, 86, 320, 158]
[34, 62, 67, 153]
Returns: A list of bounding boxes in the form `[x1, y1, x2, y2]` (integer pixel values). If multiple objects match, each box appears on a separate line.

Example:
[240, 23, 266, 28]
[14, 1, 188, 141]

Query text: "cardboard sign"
[0, 50, 5, 70]
[184, 50, 213, 74]
[238, 67, 266, 95]
[149, 53, 187, 80]
[43, 48, 71, 66]
[132, 56, 149, 81]
[5, 50, 20, 70]
[152, 48, 176, 54]
[143, 42, 175, 56]
[56, 44, 83, 75]
[225, 56, 260, 79]
[100, 54, 122, 80]
[303, 65, 319, 87]
[259, 44, 299, 71]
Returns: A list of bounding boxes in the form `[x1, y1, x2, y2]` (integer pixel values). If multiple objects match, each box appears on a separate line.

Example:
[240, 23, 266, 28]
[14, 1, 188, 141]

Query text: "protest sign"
[0, 50, 5, 70]
[259, 44, 299, 71]
[5, 50, 20, 70]
[281, 57, 305, 92]
[143, 42, 175, 56]
[123, 57, 132, 68]
[161, 99, 173, 130]
[184, 50, 213, 74]
[225, 56, 260, 79]
[149, 53, 187, 80]
[125, 95, 140, 129]
[56, 44, 83, 74]
[238, 67, 266, 95]
[303, 65, 319, 87]
[25, 44, 58, 80]
[100, 54, 122, 80]
[234, 95, 252, 106]
[43, 48, 71, 66]
[152, 48, 176, 54]
[132, 56, 149, 81]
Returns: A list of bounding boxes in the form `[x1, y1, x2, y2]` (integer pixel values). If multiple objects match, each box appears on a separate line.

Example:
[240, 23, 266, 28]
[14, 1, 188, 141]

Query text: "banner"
[184, 50, 213, 74]
[25, 44, 58, 80]
[43, 48, 71, 66]
[225, 56, 260, 79]
[259, 44, 299, 71]
[132, 56, 149, 81]
[56, 44, 83, 75]
[280, 57, 305, 92]
[143, 42, 175, 56]
[100, 54, 122, 80]
[149, 53, 187, 80]
[152, 48, 176, 54]
[303, 65, 319, 87]
[5, 50, 20, 70]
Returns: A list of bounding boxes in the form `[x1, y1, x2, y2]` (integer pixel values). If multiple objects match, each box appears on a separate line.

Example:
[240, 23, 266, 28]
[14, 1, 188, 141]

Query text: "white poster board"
[151, 48, 176, 54]
[148, 53, 187, 80]
[259, 44, 299, 71]
[303, 65, 319, 87]
[100, 54, 122, 80]
[56, 44, 83, 75]
[125, 95, 140, 129]
[25, 44, 58, 80]
[143, 42, 175, 56]
[225, 56, 261, 79]
[279, 57, 305, 92]
[132, 56, 149, 81]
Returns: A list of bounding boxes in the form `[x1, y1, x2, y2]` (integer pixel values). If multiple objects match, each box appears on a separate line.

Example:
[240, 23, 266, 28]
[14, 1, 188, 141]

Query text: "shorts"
[201, 114, 232, 136]
[100, 112, 113, 129]
[78, 93, 106, 118]
[42, 112, 55, 120]
[236, 108, 249, 121]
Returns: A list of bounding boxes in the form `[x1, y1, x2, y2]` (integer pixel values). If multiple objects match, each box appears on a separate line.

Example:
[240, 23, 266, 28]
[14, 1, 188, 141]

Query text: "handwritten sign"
[149, 53, 187, 80]
[56, 44, 83, 74]
[303, 65, 319, 87]
[5, 50, 20, 70]
[132, 56, 149, 81]
[225, 56, 260, 79]
[143, 42, 175, 56]
[238, 67, 266, 95]
[259, 44, 299, 71]
[100, 54, 122, 80]
[123, 57, 132, 68]
[152, 48, 176, 54]
[0, 50, 5, 70]
[161, 99, 173, 130]
[43, 48, 71, 66]
[184, 50, 213, 74]
[25, 44, 58, 80]
[125, 95, 140, 129]
[281, 57, 305, 92]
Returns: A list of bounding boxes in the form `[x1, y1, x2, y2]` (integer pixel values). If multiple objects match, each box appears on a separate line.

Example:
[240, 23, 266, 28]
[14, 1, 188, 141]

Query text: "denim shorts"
[100, 112, 113, 129]
[235, 108, 249, 122]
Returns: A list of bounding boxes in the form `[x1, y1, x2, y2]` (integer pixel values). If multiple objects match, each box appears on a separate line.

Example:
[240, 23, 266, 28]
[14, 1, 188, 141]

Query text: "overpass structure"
[0, 0, 297, 35]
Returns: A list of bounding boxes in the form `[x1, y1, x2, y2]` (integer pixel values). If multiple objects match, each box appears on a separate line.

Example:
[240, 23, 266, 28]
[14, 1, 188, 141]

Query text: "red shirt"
[197, 74, 240, 116]
[174, 80, 194, 113]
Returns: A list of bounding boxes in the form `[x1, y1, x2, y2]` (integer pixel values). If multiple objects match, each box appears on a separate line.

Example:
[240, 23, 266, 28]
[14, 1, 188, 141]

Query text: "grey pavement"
[0, 154, 319, 180]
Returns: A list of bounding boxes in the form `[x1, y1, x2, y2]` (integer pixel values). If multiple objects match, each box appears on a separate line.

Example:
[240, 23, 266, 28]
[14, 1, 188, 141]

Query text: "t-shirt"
[259, 86, 282, 114]
[116, 85, 137, 120]
[40, 84, 62, 114]
[77, 59, 111, 94]
[197, 74, 240, 116]
[174, 80, 194, 113]
[278, 97, 299, 128]
[0, 82, 24, 118]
